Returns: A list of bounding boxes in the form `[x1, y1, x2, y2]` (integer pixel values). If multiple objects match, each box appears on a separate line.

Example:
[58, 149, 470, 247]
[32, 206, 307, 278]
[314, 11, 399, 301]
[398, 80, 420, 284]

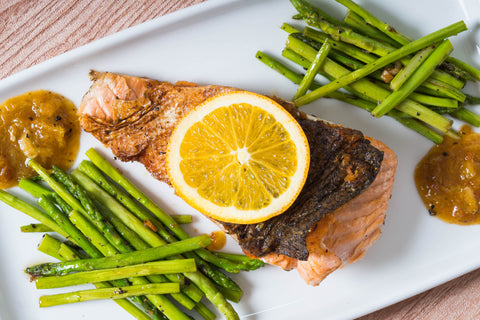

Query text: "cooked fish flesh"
[253, 138, 396, 285]
[79, 70, 234, 183]
[78, 71, 397, 282]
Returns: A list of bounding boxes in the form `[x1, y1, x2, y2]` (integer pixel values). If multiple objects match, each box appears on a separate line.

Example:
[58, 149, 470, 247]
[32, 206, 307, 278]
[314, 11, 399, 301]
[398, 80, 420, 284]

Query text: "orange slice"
[166, 91, 310, 224]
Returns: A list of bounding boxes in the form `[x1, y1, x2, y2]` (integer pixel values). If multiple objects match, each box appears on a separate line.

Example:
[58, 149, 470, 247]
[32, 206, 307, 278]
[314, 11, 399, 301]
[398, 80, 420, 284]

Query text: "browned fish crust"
[79, 71, 235, 183]
[79, 71, 383, 261]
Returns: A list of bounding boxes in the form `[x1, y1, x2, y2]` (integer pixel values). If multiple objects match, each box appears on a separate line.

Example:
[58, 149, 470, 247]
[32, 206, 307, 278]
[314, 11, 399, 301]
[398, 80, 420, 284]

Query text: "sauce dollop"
[415, 125, 480, 224]
[207, 231, 226, 251]
[0, 90, 80, 189]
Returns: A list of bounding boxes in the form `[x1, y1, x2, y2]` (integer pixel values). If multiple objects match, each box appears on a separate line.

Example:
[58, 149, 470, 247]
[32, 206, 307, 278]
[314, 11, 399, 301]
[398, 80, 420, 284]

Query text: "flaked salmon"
[78, 71, 397, 284]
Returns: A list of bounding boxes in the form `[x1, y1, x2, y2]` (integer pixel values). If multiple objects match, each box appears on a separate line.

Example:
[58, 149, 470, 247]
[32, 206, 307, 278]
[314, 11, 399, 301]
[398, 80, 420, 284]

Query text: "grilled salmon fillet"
[255, 139, 396, 285]
[79, 70, 234, 183]
[78, 71, 397, 285]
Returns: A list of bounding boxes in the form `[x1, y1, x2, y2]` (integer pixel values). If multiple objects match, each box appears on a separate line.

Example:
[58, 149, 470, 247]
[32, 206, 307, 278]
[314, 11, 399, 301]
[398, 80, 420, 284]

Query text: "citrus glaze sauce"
[207, 231, 226, 251]
[0, 90, 80, 189]
[415, 125, 480, 224]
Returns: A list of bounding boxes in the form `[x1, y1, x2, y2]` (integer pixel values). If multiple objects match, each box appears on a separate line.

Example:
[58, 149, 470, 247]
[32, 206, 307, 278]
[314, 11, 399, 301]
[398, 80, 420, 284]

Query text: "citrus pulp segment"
[166, 91, 309, 224]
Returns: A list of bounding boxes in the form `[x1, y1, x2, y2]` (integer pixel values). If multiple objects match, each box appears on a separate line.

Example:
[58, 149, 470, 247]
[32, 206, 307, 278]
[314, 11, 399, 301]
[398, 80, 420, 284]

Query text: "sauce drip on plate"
[207, 231, 226, 251]
[415, 125, 480, 224]
[0, 90, 80, 189]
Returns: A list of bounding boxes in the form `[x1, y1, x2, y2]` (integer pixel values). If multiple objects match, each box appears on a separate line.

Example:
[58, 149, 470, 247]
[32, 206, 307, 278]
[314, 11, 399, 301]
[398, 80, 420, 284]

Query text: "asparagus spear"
[73, 168, 228, 307]
[83, 150, 264, 273]
[39, 283, 180, 308]
[256, 50, 444, 143]
[390, 45, 436, 90]
[451, 107, 480, 127]
[12, 164, 195, 319]
[38, 234, 68, 261]
[303, 26, 377, 64]
[293, 38, 331, 99]
[335, 0, 480, 81]
[171, 215, 192, 224]
[445, 56, 480, 81]
[48, 168, 188, 315]
[343, 10, 399, 46]
[0, 189, 70, 239]
[292, 39, 332, 100]
[18, 178, 54, 197]
[293, 20, 467, 105]
[84, 150, 189, 239]
[294, 0, 468, 90]
[72, 165, 239, 320]
[20, 223, 53, 233]
[92, 188, 211, 310]
[18, 178, 75, 217]
[303, 26, 465, 96]
[372, 40, 454, 117]
[407, 92, 458, 109]
[37, 196, 103, 258]
[335, 0, 412, 45]
[36, 259, 195, 289]
[291, 0, 396, 56]
[286, 34, 453, 133]
[65, 208, 170, 316]
[27, 235, 211, 276]
[51, 166, 134, 253]
[37, 234, 156, 320]
[69, 208, 199, 314]
[194, 303, 217, 320]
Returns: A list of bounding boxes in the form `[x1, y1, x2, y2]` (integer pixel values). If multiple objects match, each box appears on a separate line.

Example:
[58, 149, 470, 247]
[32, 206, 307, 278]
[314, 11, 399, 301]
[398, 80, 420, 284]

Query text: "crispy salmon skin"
[79, 70, 234, 183]
[78, 71, 397, 285]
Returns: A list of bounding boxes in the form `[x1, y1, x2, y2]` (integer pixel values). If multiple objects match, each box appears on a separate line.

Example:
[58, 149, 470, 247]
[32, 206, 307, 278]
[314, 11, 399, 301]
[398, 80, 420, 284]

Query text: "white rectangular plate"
[1, 0, 479, 319]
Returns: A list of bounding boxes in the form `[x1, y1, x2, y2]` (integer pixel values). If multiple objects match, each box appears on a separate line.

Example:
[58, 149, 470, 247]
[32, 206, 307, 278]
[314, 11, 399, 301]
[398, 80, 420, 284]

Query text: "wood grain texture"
[0, 0, 206, 79]
[0, 1, 478, 319]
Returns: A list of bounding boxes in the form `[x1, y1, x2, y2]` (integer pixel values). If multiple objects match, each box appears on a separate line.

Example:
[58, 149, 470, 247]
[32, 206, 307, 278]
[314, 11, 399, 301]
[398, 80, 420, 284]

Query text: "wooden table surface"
[1, 1, 479, 319]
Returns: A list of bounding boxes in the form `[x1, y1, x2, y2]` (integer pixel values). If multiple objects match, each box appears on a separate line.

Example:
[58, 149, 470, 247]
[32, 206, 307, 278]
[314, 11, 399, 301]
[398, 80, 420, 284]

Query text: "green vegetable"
[72, 167, 240, 320]
[20, 223, 53, 233]
[35, 259, 196, 289]
[335, 0, 412, 45]
[451, 107, 480, 127]
[84, 149, 264, 273]
[39, 283, 180, 308]
[334, 0, 479, 81]
[390, 45, 436, 90]
[256, 49, 443, 143]
[286, 34, 453, 133]
[37, 234, 157, 320]
[343, 10, 399, 46]
[37, 196, 103, 258]
[293, 39, 332, 99]
[27, 235, 211, 277]
[293, 20, 467, 105]
[372, 40, 454, 117]
[0, 189, 70, 239]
